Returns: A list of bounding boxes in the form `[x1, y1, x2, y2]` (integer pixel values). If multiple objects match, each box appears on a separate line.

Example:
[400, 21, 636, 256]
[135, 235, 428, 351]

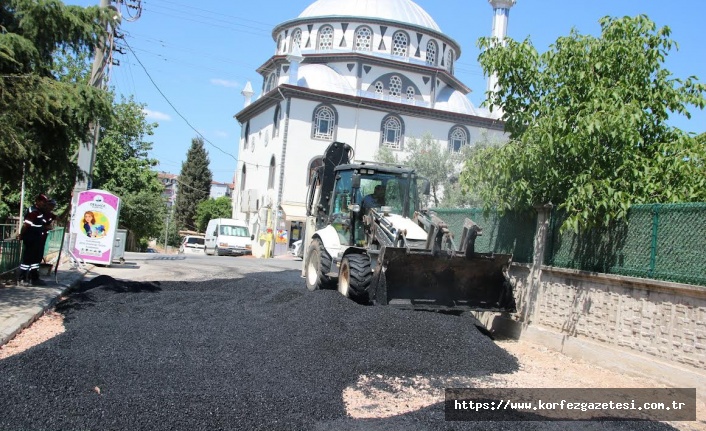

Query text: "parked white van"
[204, 218, 253, 256]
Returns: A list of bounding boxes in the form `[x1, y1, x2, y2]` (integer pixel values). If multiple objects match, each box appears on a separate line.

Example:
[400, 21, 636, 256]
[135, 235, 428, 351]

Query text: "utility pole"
[73, 0, 114, 200]
[164, 211, 170, 252]
[69, 0, 141, 242]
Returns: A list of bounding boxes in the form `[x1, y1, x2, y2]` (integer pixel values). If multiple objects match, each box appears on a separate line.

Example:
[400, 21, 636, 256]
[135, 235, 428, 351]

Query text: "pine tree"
[174, 137, 212, 231]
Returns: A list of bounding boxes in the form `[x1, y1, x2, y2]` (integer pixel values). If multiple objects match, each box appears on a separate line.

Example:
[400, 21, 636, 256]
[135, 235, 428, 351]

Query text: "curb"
[0, 265, 93, 347]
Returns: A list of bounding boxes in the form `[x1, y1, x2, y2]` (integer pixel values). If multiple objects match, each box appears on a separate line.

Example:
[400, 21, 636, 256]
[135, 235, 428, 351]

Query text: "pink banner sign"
[72, 189, 121, 265]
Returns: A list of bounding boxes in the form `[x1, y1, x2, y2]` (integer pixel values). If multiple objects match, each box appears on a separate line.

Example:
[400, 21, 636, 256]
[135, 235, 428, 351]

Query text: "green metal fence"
[0, 228, 65, 276]
[0, 240, 21, 275]
[44, 227, 64, 257]
[545, 203, 706, 286]
[430, 208, 537, 263]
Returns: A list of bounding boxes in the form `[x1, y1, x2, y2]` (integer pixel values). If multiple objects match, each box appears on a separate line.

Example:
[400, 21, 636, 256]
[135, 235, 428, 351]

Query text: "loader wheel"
[305, 238, 334, 291]
[338, 254, 372, 304]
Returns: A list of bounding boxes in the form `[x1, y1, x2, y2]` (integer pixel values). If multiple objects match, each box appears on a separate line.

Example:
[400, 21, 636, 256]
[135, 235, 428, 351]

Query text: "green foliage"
[156, 210, 180, 249]
[174, 137, 212, 231]
[373, 146, 400, 164]
[0, 0, 114, 194]
[464, 15, 706, 231]
[195, 197, 232, 232]
[373, 133, 505, 209]
[89, 95, 164, 242]
[404, 133, 458, 207]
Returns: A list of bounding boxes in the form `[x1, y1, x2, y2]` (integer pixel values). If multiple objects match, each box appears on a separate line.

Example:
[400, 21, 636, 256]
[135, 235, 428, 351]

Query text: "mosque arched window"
[448, 125, 468, 152]
[240, 165, 247, 192]
[406, 86, 415, 100]
[312, 104, 337, 140]
[291, 28, 302, 52]
[426, 40, 437, 66]
[446, 48, 455, 74]
[268, 156, 276, 189]
[381, 114, 404, 150]
[317, 25, 334, 51]
[276, 35, 282, 54]
[374, 81, 384, 96]
[389, 75, 402, 97]
[265, 73, 277, 93]
[354, 26, 373, 51]
[307, 157, 323, 186]
[392, 31, 408, 57]
[243, 121, 250, 150]
[273, 103, 281, 137]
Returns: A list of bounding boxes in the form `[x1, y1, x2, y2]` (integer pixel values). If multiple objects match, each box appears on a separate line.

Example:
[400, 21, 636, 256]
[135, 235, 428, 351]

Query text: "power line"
[144, 0, 276, 29]
[122, 38, 275, 170]
[123, 39, 236, 159]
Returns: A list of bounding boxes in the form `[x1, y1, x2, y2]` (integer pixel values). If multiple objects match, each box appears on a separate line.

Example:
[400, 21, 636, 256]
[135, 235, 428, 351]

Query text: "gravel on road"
[0, 270, 681, 431]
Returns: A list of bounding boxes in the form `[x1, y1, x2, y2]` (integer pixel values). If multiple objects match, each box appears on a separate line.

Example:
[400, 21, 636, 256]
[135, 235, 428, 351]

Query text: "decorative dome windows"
[264, 73, 277, 93]
[406, 86, 416, 100]
[445, 48, 455, 73]
[389, 76, 402, 97]
[354, 26, 373, 51]
[291, 28, 302, 52]
[317, 25, 334, 50]
[425, 40, 437, 66]
[374, 81, 384, 96]
[392, 31, 409, 57]
[278, 24, 455, 77]
[367, 74, 420, 102]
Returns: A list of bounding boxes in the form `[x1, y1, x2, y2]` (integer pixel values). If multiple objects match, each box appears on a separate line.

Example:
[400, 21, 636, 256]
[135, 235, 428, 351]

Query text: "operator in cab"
[361, 184, 385, 214]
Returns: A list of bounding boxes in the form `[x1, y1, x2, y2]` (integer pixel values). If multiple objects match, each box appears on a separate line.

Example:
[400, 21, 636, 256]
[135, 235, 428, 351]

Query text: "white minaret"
[487, 0, 516, 94]
[241, 81, 254, 107]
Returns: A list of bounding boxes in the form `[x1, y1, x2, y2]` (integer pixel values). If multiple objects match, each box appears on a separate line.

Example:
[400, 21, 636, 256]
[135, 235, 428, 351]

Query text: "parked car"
[290, 240, 303, 259]
[179, 235, 206, 254]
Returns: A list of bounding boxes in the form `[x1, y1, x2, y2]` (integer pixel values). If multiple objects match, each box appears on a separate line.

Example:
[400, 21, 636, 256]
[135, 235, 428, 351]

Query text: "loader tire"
[338, 254, 372, 304]
[305, 238, 334, 291]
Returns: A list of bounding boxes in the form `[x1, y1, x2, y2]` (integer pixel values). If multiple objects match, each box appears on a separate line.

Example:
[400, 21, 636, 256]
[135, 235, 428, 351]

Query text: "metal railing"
[0, 227, 67, 277]
[0, 239, 21, 276]
[1, 223, 19, 241]
[545, 203, 706, 286]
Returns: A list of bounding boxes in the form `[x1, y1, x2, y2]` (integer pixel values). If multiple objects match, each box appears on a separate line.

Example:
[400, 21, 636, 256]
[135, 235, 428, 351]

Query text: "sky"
[65, 0, 706, 184]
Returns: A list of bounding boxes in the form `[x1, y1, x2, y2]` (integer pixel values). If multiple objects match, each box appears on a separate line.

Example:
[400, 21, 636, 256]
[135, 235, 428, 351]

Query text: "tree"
[174, 137, 212, 231]
[0, 1, 113, 196]
[92, 95, 165, 242]
[195, 196, 232, 232]
[374, 133, 502, 208]
[404, 133, 458, 207]
[462, 15, 706, 231]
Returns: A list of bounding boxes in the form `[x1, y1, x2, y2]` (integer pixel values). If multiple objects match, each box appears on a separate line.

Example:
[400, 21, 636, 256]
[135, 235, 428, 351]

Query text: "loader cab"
[328, 165, 424, 247]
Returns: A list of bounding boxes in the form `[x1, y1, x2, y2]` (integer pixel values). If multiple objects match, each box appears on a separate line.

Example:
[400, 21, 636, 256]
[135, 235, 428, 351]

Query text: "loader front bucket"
[373, 247, 516, 312]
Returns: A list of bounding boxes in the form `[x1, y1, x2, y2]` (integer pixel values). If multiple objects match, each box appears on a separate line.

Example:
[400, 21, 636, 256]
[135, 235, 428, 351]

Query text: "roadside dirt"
[342, 339, 706, 430]
[0, 309, 65, 360]
[2, 310, 703, 430]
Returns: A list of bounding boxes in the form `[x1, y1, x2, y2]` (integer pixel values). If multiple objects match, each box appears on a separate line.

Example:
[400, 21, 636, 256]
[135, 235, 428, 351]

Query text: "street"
[0, 252, 684, 430]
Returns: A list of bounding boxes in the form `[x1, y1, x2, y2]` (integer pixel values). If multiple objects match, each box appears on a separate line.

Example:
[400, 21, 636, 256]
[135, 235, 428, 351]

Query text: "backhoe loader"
[301, 141, 516, 312]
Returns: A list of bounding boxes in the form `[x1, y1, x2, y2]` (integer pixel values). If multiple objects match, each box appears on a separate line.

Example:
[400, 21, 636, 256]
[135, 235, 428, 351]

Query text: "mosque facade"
[233, 0, 515, 256]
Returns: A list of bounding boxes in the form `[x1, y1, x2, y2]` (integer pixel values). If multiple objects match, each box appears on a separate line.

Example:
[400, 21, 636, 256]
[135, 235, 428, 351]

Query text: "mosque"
[233, 0, 516, 257]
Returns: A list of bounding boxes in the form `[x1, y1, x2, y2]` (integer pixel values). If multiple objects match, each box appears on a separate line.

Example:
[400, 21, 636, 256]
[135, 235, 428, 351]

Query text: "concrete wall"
[475, 207, 706, 393]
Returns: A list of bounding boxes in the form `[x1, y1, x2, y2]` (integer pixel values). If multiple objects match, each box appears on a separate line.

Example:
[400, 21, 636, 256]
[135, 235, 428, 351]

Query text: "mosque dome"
[434, 86, 477, 116]
[298, 0, 441, 32]
[296, 64, 356, 95]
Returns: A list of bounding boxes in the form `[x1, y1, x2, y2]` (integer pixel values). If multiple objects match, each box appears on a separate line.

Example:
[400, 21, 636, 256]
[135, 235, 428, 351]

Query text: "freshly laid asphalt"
[0, 265, 681, 430]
